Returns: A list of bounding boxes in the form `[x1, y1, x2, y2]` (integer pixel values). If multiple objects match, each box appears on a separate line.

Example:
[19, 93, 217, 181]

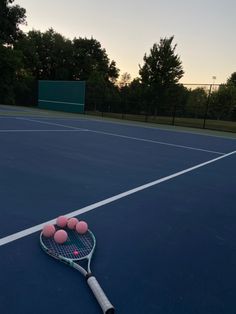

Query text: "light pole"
[212, 76, 216, 91]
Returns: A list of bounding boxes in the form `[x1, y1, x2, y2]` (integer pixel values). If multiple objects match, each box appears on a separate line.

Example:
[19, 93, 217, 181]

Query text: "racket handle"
[87, 276, 115, 313]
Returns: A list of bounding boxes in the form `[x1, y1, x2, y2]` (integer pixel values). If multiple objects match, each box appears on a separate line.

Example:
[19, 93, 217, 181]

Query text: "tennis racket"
[40, 227, 115, 314]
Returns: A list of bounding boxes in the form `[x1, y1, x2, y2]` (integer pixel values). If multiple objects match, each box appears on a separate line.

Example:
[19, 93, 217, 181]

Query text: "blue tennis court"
[0, 106, 236, 314]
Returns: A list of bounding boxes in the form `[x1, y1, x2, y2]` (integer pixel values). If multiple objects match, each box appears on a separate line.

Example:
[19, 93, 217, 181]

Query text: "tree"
[0, 0, 26, 104]
[226, 72, 236, 120]
[227, 72, 236, 87]
[18, 32, 120, 82]
[139, 36, 184, 115]
[139, 36, 184, 86]
[206, 72, 236, 121]
[0, 45, 23, 103]
[121, 78, 147, 114]
[108, 60, 119, 83]
[118, 72, 131, 88]
[16, 29, 74, 80]
[86, 71, 120, 112]
[72, 37, 119, 82]
[0, 0, 26, 45]
[209, 85, 236, 120]
[185, 88, 208, 118]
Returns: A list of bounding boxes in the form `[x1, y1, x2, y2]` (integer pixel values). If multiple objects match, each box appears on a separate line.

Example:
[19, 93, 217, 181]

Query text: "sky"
[15, 0, 236, 84]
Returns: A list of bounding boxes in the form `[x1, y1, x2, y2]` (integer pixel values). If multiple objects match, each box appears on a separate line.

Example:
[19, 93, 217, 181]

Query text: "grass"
[1, 104, 235, 135]
[85, 111, 236, 133]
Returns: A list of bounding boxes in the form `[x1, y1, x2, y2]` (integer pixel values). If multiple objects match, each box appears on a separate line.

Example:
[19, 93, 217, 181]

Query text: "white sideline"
[0, 150, 235, 247]
[16, 117, 224, 155]
[88, 129, 225, 155]
[16, 117, 88, 131]
[0, 129, 88, 132]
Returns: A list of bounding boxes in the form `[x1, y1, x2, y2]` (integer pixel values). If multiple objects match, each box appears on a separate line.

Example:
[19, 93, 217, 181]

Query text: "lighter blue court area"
[0, 108, 236, 314]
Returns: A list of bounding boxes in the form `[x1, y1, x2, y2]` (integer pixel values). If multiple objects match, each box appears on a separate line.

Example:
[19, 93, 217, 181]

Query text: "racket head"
[40, 227, 96, 262]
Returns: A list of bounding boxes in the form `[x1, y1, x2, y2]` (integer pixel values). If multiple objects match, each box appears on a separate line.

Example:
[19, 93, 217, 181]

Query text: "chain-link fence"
[4, 80, 236, 133]
[85, 83, 236, 133]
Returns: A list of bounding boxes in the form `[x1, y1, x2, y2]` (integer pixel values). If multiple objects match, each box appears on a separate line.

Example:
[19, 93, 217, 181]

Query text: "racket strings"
[42, 230, 94, 260]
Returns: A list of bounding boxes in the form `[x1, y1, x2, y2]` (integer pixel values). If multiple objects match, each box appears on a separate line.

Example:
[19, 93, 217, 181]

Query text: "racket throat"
[86, 272, 93, 279]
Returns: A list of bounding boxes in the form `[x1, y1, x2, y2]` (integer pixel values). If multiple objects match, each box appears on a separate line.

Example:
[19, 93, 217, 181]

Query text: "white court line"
[35, 115, 236, 141]
[16, 117, 88, 131]
[0, 129, 88, 133]
[15, 117, 224, 155]
[88, 129, 224, 155]
[81, 116, 236, 140]
[1, 103, 236, 140]
[0, 150, 235, 247]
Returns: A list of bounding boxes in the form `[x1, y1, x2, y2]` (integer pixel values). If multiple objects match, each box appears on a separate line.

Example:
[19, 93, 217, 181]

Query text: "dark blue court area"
[0, 107, 236, 314]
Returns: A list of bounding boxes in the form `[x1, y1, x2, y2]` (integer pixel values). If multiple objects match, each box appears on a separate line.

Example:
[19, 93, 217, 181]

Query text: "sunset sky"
[16, 0, 236, 84]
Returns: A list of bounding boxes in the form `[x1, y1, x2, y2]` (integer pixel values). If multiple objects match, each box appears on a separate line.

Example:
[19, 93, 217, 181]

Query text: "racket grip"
[87, 276, 115, 313]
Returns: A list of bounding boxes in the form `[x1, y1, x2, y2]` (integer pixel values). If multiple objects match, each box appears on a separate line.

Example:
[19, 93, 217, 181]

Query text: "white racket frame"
[40, 229, 114, 314]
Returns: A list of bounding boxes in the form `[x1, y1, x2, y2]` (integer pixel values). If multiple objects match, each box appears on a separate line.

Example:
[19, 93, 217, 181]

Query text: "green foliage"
[0, 0, 26, 45]
[16, 31, 120, 83]
[0, 45, 23, 104]
[139, 36, 184, 87]
[72, 37, 119, 82]
[118, 72, 131, 88]
[126, 79, 146, 114]
[209, 85, 236, 120]
[108, 60, 119, 83]
[185, 88, 208, 118]
[139, 36, 184, 115]
[227, 72, 236, 87]
[86, 71, 120, 112]
[16, 29, 74, 80]
[0, 0, 26, 104]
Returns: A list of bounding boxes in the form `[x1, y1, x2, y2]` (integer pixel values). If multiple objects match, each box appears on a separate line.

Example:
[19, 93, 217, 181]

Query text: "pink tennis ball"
[56, 216, 68, 228]
[42, 224, 56, 238]
[54, 230, 68, 244]
[67, 217, 79, 229]
[76, 221, 88, 234]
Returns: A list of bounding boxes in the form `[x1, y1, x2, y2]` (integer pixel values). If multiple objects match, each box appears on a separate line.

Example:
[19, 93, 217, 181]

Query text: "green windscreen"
[38, 80, 85, 113]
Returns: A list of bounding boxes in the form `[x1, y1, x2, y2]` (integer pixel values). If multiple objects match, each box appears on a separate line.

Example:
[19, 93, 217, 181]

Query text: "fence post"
[203, 84, 212, 129]
[145, 102, 149, 122]
[172, 102, 177, 125]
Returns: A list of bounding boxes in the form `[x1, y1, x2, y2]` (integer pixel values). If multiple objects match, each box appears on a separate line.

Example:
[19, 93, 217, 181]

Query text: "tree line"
[1, 0, 236, 122]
